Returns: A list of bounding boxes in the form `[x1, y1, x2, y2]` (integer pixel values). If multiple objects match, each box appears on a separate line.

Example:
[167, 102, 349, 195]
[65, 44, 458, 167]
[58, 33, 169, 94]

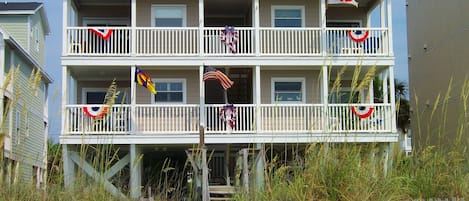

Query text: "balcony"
[65, 27, 389, 57]
[64, 103, 393, 136]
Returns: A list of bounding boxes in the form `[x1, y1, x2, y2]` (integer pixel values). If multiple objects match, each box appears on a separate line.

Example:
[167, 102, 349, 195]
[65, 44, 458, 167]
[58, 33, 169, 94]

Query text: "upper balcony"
[63, 0, 393, 58]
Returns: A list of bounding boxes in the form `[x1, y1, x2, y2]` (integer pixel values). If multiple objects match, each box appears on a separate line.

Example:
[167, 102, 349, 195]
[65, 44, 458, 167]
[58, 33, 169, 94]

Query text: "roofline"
[0, 4, 50, 35]
[1, 29, 53, 84]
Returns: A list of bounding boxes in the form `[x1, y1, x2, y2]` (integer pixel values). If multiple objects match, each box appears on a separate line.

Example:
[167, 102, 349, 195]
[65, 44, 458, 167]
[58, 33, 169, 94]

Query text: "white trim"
[82, 17, 130, 26]
[271, 77, 306, 103]
[271, 5, 305, 27]
[81, 87, 130, 104]
[151, 78, 187, 104]
[151, 4, 187, 27]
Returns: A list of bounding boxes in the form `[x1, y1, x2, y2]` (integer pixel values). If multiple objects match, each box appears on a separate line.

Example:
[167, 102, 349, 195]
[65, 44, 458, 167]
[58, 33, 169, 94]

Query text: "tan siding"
[259, 0, 320, 27]
[260, 69, 320, 104]
[78, 6, 130, 26]
[136, 0, 199, 27]
[77, 81, 131, 104]
[0, 16, 29, 48]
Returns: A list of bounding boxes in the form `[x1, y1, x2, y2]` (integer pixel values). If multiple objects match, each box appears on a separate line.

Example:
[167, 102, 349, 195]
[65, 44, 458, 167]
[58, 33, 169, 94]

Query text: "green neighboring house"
[0, 2, 52, 188]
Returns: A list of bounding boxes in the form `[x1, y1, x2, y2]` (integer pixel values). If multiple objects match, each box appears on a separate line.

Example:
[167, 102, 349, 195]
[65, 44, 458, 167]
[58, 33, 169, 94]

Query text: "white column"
[130, 144, 142, 199]
[254, 65, 261, 132]
[320, 0, 327, 55]
[321, 66, 329, 132]
[253, 0, 260, 56]
[130, 66, 136, 134]
[389, 66, 397, 133]
[255, 144, 264, 191]
[386, 0, 394, 56]
[61, 66, 69, 134]
[62, 0, 69, 55]
[369, 80, 374, 103]
[131, 0, 137, 55]
[383, 71, 389, 104]
[199, 65, 205, 129]
[380, 0, 386, 28]
[198, 0, 204, 56]
[62, 144, 75, 188]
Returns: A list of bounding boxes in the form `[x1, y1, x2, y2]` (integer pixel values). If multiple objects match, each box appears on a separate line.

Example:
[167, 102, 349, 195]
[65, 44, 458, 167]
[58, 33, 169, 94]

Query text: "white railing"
[65, 105, 131, 134]
[64, 103, 393, 135]
[66, 27, 131, 56]
[259, 28, 322, 56]
[134, 105, 199, 134]
[328, 104, 392, 132]
[325, 28, 389, 56]
[66, 27, 390, 57]
[260, 104, 324, 132]
[203, 27, 255, 55]
[204, 104, 256, 134]
[135, 27, 199, 56]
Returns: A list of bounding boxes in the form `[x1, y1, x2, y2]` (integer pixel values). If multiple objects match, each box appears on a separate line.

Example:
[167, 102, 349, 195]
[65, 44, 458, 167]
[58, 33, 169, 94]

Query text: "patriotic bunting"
[351, 105, 374, 119]
[220, 25, 238, 53]
[83, 105, 109, 119]
[219, 104, 237, 129]
[135, 68, 157, 94]
[347, 30, 370, 42]
[203, 66, 234, 90]
[89, 28, 113, 40]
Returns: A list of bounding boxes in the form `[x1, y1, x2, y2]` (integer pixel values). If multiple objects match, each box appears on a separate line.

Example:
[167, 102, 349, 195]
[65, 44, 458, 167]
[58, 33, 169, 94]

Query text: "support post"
[389, 66, 397, 133]
[201, 148, 209, 201]
[199, 65, 205, 133]
[254, 65, 261, 132]
[242, 149, 249, 191]
[225, 145, 231, 185]
[320, 0, 327, 55]
[131, 0, 136, 56]
[386, 0, 394, 56]
[369, 79, 374, 103]
[253, 0, 260, 56]
[321, 66, 329, 133]
[62, 144, 75, 188]
[254, 144, 265, 191]
[62, 0, 69, 55]
[198, 0, 204, 56]
[130, 144, 142, 199]
[130, 66, 136, 134]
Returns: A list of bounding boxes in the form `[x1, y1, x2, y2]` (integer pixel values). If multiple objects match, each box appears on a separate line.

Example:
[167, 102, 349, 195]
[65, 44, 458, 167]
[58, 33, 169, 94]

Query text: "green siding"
[0, 16, 29, 49]
[28, 13, 46, 66]
[7, 49, 47, 183]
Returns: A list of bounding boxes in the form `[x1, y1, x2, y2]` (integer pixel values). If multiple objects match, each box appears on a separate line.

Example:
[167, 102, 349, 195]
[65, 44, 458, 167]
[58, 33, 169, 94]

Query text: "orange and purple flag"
[135, 68, 157, 94]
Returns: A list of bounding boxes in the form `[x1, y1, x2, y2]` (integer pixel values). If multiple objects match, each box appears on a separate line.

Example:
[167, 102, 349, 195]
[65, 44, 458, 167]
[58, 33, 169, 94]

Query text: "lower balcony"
[62, 103, 396, 144]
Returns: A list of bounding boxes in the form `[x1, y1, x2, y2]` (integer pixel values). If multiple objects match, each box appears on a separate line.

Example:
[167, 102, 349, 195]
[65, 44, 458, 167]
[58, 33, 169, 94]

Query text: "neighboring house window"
[15, 110, 20, 144]
[271, 78, 305, 103]
[153, 79, 186, 104]
[272, 6, 305, 27]
[152, 5, 186, 27]
[329, 88, 359, 103]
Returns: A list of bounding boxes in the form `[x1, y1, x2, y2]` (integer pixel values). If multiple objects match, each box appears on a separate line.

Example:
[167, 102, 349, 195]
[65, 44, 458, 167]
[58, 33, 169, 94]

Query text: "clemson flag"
[135, 68, 157, 94]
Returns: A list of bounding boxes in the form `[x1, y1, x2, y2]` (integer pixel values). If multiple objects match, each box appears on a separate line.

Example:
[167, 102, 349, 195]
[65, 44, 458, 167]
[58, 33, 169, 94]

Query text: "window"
[82, 88, 128, 104]
[272, 6, 305, 27]
[271, 78, 305, 103]
[152, 5, 186, 27]
[329, 88, 359, 103]
[153, 79, 186, 104]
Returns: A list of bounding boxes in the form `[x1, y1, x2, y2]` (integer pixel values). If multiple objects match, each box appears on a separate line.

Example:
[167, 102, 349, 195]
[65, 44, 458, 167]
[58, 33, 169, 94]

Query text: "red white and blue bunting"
[220, 25, 238, 53]
[351, 105, 374, 119]
[83, 105, 109, 119]
[347, 30, 370, 43]
[219, 104, 237, 129]
[89, 28, 113, 40]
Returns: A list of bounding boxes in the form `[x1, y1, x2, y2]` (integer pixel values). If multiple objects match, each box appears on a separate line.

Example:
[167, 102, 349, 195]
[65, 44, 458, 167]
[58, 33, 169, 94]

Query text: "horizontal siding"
[136, 0, 199, 27]
[28, 13, 47, 66]
[260, 0, 320, 27]
[0, 16, 29, 49]
[8, 49, 47, 172]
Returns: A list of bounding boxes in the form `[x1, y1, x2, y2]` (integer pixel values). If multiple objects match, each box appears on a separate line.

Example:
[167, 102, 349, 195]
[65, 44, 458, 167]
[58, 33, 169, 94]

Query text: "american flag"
[203, 66, 234, 90]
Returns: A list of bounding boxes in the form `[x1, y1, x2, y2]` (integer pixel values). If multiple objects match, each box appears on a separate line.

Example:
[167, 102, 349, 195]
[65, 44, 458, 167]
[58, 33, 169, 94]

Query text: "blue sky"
[17, 0, 408, 141]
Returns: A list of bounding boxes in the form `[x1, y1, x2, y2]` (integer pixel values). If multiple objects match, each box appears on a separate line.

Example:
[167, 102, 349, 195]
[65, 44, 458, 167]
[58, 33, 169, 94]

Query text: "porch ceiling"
[70, 66, 130, 81]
